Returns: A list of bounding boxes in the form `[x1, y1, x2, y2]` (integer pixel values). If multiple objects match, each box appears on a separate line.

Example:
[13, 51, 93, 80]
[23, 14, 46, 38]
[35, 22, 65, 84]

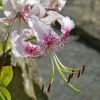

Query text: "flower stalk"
[0, 17, 17, 70]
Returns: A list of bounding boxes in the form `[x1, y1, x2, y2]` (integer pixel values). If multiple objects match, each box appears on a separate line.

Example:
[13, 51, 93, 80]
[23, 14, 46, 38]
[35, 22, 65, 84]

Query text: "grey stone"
[38, 35, 100, 100]
[7, 67, 48, 100]
[61, 0, 100, 50]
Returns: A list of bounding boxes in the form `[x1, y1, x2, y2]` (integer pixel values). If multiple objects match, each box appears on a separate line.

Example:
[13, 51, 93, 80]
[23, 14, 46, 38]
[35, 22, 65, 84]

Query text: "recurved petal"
[41, 11, 63, 25]
[3, 0, 28, 16]
[41, 11, 75, 47]
[28, 15, 54, 42]
[61, 16, 75, 34]
[41, 11, 75, 35]
[11, 29, 42, 58]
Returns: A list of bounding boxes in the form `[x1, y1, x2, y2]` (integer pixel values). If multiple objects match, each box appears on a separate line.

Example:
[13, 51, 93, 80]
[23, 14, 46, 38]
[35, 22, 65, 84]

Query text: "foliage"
[0, 40, 11, 56]
[0, 66, 13, 100]
[0, 0, 3, 10]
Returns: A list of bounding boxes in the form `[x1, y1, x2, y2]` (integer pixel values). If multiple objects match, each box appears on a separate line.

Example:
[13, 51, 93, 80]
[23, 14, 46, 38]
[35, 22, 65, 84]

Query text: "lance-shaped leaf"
[0, 87, 11, 100]
[0, 66, 13, 87]
[0, 39, 11, 56]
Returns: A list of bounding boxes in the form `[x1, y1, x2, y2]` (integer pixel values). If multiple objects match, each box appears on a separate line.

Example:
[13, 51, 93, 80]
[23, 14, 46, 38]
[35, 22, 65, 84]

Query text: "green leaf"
[0, 91, 5, 100]
[0, 39, 11, 55]
[0, 6, 3, 10]
[0, 87, 11, 100]
[0, 66, 13, 87]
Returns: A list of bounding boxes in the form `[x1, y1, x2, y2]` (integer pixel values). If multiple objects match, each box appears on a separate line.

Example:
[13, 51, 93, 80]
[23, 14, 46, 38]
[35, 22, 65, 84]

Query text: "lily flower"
[11, 15, 85, 93]
[0, 0, 85, 93]
[0, 0, 41, 34]
[0, 0, 66, 36]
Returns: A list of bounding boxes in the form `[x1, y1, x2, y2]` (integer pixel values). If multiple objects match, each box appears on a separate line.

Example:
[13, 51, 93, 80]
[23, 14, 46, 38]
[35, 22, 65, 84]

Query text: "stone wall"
[61, 0, 100, 50]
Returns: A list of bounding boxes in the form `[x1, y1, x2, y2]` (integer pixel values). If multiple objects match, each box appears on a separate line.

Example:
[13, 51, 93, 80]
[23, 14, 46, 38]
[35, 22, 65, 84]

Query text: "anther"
[42, 84, 44, 93]
[67, 74, 71, 83]
[47, 83, 52, 93]
[81, 65, 85, 75]
[72, 69, 74, 73]
[70, 73, 74, 79]
[70, 69, 74, 78]
[77, 70, 81, 78]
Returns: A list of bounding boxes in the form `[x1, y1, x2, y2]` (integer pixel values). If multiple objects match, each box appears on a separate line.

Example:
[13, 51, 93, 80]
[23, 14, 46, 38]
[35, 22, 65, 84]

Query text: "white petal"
[16, 0, 26, 11]
[3, 0, 16, 17]
[11, 29, 42, 57]
[41, 11, 75, 33]
[26, 0, 40, 5]
[40, 0, 67, 11]
[41, 11, 63, 25]
[11, 31, 22, 57]
[28, 15, 53, 41]
[61, 16, 75, 33]
[58, 0, 67, 11]
[30, 4, 46, 18]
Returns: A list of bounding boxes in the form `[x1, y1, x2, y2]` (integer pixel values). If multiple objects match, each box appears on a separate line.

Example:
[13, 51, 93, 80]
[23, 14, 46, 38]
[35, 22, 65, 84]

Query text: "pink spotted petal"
[11, 29, 42, 57]
[28, 15, 55, 42]
[41, 11, 75, 48]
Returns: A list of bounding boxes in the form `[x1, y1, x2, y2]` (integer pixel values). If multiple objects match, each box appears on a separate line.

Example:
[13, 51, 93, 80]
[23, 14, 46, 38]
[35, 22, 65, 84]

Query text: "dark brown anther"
[77, 70, 81, 78]
[67, 74, 71, 83]
[47, 83, 52, 93]
[70, 69, 74, 78]
[72, 69, 74, 73]
[81, 65, 85, 75]
[42, 85, 44, 93]
[70, 73, 74, 79]
[30, 5, 33, 9]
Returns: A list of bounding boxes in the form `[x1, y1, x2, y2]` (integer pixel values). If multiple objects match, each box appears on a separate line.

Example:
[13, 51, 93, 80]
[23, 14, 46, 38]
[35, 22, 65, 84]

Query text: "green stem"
[54, 53, 80, 71]
[44, 56, 55, 86]
[0, 18, 16, 70]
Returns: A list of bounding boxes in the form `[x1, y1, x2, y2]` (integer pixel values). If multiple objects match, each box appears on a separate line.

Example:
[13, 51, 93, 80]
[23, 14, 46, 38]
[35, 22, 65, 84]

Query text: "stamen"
[70, 73, 74, 79]
[81, 65, 85, 75]
[77, 70, 81, 78]
[54, 53, 80, 71]
[45, 58, 54, 85]
[41, 56, 54, 94]
[47, 83, 52, 93]
[52, 54, 80, 93]
[67, 74, 71, 83]
[42, 84, 44, 93]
